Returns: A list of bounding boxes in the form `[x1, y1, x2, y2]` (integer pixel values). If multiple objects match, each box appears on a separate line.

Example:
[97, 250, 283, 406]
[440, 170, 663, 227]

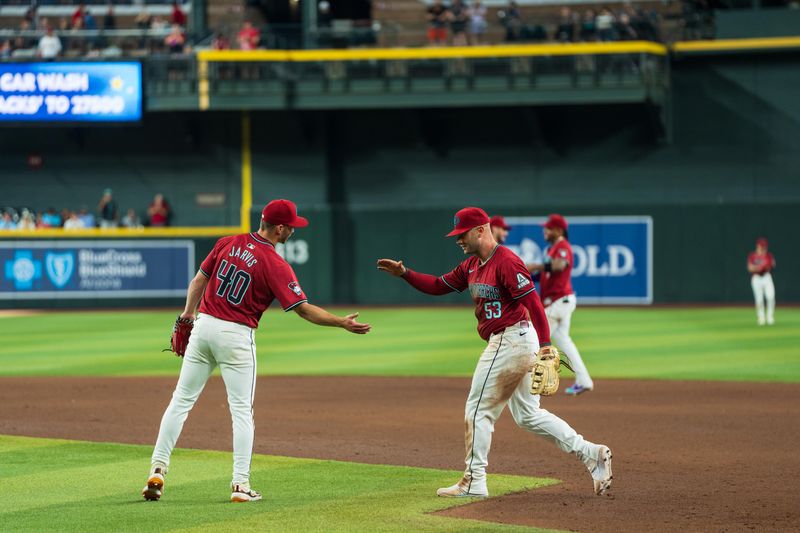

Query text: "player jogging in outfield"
[748, 237, 776, 326]
[527, 214, 593, 396]
[143, 199, 371, 503]
[377, 207, 612, 498]
[489, 215, 511, 244]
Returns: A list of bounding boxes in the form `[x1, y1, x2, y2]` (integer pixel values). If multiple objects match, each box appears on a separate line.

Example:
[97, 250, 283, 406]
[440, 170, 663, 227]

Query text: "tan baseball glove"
[530, 345, 562, 396]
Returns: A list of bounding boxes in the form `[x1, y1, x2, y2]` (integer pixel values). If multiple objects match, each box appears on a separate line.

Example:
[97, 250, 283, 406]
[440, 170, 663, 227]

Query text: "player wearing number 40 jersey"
[143, 199, 371, 504]
[377, 207, 612, 499]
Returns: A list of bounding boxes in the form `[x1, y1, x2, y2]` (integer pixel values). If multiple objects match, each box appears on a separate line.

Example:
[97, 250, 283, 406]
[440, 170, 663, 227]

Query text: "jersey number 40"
[216, 260, 252, 305]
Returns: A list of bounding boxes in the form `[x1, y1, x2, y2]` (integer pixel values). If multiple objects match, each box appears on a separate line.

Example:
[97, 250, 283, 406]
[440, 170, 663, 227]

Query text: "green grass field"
[0, 307, 797, 382]
[0, 435, 556, 533]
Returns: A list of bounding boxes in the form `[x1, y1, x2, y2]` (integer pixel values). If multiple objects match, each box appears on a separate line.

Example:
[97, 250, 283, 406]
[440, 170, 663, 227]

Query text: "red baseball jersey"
[197, 232, 307, 328]
[540, 239, 574, 304]
[748, 252, 775, 275]
[441, 245, 537, 340]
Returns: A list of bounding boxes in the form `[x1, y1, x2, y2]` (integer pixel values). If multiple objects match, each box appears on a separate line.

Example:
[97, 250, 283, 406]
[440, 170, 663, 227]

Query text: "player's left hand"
[377, 259, 407, 277]
[168, 316, 194, 357]
[341, 312, 372, 334]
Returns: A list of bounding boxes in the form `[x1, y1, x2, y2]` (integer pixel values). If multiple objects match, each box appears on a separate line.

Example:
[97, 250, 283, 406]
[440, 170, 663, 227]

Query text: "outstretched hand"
[377, 258, 407, 277]
[342, 312, 371, 334]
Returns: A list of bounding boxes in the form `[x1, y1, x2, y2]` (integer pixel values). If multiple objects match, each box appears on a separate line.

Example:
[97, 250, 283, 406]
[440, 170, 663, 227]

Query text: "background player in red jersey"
[527, 214, 593, 396]
[377, 207, 612, 498]
[748, 237, 776, 326]
[143, 199, 371, 503]
[489, 215, 511, 244]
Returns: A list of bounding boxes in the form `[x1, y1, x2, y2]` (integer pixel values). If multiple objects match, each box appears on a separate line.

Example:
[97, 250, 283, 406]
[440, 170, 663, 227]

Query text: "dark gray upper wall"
[0, 112, 242, 226]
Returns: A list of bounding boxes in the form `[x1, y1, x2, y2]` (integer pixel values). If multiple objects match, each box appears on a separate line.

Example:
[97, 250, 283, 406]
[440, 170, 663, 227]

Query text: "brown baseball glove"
[168, 316, 193, 357]
[530, 345, 562, 396]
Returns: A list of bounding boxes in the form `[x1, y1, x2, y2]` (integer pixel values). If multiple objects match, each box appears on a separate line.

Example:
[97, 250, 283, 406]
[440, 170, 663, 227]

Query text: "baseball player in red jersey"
[528, 214, 593, 396]
[748, 237, 776, 326]
[143, 199, 371, 503]
[377, 207, 612, 498]
[489, 215, 511, 244]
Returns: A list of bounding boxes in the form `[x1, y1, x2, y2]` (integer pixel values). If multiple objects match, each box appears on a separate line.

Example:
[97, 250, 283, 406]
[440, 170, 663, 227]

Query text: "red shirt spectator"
[237, 21, 261, 50]
[148, 194, 170, 226]
[171, 2, 186, 27]
[71, 4, 86, 29]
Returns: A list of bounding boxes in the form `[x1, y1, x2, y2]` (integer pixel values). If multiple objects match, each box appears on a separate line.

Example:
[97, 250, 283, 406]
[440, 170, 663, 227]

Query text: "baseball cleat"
[231, 483, 262, 503]
[586, 445, 613, 496]
[566, 384, 592, 396]
[142, 464, 167, 501]
[436, 476, 488, 498]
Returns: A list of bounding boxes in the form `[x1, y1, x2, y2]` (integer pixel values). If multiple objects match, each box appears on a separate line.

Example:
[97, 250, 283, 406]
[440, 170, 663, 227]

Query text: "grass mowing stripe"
[0, 435, 557, 533]
[0, 307, 798, 382]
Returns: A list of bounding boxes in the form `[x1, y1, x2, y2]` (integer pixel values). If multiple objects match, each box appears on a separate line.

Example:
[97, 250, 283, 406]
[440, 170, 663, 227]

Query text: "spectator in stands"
[554, 7, 575, 42]
[41, 207, 62, 228]
[318, 1, 334, 29]
[0, 212, 16, 231]
[151, 16, 168, 31]
[164, 24, 186, 54]
[38, 27, 62, 59]
[60, 208, 72, 227]
[135, 9, 152, 31]
[426, 0, 449, 46]
[148, 194, 170, 226]
[0, 41, 11, 60]
[16, 210, 36, 231]
[16, 20, 34, 51]
[24, 5, 39, 30]
[121, 208, 143, 229]
[468, 0, 487, 45]
[449, 0, 469, 46]
[63, 211, 84, 230]
[498, 1, 521, 42]
[77, 206, 95, 228]
[171, 2, 187, 27]
[212, 32, 231, 50]
[237, 21, 261, 50]
[579, 9, 597, 41]
[104, 5, 116, 31]
[615, 13, 637, 41]
[595, 9, 616, 41]
[97, 188, 119, 229]
[72, 4, 86, 29]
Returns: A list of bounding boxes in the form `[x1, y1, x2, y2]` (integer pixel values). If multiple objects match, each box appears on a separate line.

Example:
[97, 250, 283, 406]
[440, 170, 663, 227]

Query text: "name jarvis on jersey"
[229, 246, 258, 268]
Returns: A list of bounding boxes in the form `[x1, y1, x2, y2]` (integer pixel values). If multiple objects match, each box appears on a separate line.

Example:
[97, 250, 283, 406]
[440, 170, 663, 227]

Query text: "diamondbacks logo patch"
[288, 281, 302, 296]
[453, 216, 460, 227]
[516, 273, 531, 289]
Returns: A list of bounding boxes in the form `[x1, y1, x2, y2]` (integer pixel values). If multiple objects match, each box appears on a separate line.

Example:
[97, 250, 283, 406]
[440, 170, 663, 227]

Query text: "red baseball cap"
[490, 215, 511, 231]
[543, 213, 568, 231]
[756, 237, 768, 248]
[446, 207, 490, 237]
[261, 199, 309, 228]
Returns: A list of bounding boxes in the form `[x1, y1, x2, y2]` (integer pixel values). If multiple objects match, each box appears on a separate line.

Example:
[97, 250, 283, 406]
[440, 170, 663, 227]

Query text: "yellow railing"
[672, 36, 800, 53]
[197, 41, 668, 63]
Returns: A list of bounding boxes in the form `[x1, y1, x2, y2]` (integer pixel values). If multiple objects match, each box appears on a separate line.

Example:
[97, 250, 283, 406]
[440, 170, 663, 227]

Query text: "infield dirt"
[1, 376, 797, 532]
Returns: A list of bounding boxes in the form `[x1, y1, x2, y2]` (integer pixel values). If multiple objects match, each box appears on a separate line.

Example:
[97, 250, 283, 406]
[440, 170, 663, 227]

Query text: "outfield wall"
[1, 52, 798, 306]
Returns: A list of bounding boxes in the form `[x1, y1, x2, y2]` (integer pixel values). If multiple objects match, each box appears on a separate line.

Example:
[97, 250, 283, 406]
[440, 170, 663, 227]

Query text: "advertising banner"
[0, 62, 142, 122]
[504, 216, 653, 304]
[0, 240, 194, 299]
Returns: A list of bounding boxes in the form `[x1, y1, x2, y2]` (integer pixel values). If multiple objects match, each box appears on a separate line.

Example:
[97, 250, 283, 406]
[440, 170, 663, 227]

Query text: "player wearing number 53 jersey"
[144, 199, 371, 503]
[378, 207, 612, 498]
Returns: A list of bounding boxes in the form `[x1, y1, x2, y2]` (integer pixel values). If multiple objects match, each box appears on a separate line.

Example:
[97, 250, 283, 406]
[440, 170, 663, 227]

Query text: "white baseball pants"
[151, 313, 257, 485]
[751, 273, 775, 325]
[545, 294, 593, 389]
[462, 321, 599, 493]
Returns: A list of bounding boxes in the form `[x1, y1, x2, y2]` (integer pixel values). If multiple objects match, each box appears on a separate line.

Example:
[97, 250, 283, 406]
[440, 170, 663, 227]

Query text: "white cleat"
[231, 483, 263, 503]
[142, 464, 167, 501]
[436, 476, 488, 498]
[586, 445, 613, 496]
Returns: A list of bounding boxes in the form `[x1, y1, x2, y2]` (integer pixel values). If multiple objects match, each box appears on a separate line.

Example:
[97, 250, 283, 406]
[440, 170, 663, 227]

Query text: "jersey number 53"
[484, 301, 502, 319]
